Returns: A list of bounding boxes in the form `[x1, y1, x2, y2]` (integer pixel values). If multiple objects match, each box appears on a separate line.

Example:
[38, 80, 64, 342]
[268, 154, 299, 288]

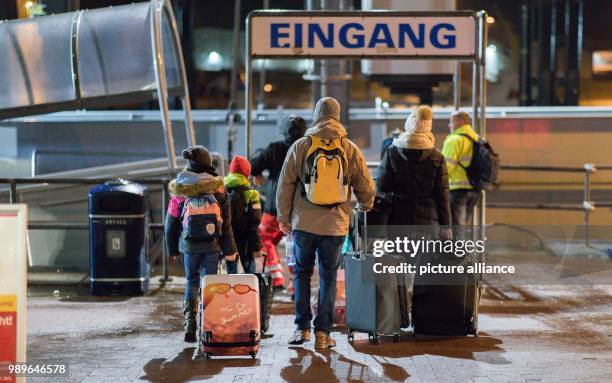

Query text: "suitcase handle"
[353, 207, 367, 260]
[261, 252, 267, 273]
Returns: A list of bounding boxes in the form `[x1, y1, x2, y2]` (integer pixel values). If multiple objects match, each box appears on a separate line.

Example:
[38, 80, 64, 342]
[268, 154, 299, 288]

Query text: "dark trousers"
[293, 230, 344, 334]
[450, 189, 481, 226]
[226, 239, 257, 274]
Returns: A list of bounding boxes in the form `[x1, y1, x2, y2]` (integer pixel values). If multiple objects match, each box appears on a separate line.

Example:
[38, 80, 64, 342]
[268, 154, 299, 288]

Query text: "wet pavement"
[24, 279, 612, 383]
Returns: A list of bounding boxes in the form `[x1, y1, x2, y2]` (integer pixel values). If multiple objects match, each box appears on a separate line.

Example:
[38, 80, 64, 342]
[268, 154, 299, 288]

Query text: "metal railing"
[366, 161, 612, 246]
[0, 177, 172, 282]
[493, 163, 612, 246]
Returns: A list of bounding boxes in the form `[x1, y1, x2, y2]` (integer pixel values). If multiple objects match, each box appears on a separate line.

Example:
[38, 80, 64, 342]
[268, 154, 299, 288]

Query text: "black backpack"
[458, 134, 500, 191]
[227, 186, 249, 237]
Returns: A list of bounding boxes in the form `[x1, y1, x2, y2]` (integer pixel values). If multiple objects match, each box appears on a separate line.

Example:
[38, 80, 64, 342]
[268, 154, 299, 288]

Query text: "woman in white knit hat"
[376, 105, 452, 328]
[377, 105, 452, 232]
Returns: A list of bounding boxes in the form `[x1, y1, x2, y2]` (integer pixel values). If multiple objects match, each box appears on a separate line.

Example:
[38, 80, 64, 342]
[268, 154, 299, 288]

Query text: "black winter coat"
[377, 146, 451, 226]
[250, 140, 292, 215]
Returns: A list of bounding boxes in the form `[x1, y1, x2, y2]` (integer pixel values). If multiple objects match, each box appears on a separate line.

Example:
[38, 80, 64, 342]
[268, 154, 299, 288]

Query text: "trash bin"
[89, 179, 149, 295]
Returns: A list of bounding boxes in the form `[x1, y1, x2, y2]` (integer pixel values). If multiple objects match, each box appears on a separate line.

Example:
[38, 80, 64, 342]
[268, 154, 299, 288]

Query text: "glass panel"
[0, 13, 74, 109]
[77, 3, 156, 97]
[78, 3, 181, 97]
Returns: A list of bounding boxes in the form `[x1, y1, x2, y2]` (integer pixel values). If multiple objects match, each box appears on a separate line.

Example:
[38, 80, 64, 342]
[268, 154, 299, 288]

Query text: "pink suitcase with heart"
[200, 274, 261, 359]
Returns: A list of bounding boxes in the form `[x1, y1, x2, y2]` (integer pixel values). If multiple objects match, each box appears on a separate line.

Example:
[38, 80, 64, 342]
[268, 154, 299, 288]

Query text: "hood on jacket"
[224, 172, 250, 189]
[283, 115, 308, 144]
[304, 117, 348, 139]
[396, 147, 436, 162]
[169, 171, 224, 197]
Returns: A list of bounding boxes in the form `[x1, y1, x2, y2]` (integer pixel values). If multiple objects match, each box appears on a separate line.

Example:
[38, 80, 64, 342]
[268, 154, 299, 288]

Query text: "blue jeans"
[226, 256, 257, 274]
[293, 230, 344, 334]
[183, 252, 219, 301]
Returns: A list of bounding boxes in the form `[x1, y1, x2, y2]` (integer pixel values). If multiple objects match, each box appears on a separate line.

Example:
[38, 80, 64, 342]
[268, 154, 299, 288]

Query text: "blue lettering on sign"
[368, 23, 394, 48]
[398, 23, 425, 48]
[430, 23, 456, 48]
[339, 23, 364, 48]
[271, 23, 290, 48]
[308, 23, 334, 48]
[268, 22, 460, 50]
[294, 23, 303, 48]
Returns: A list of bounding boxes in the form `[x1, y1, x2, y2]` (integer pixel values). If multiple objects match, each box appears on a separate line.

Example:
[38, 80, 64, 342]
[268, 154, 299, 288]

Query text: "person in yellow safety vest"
[441, 111, 481, 226]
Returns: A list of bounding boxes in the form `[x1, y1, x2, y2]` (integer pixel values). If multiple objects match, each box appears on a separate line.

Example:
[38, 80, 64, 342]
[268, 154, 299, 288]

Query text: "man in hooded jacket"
[251, 115, 308, 290]
[276, 97, 375, 349]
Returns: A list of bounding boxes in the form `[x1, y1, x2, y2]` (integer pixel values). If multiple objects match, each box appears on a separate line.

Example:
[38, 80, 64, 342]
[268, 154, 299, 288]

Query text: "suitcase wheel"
[368, 333, 379, 345]
[203, 352, 211, 360]
[347, 329, 354, 343]
[203, 331, 212, 343]
[250, 351, 257, 359]
[393, 333, 400, 343]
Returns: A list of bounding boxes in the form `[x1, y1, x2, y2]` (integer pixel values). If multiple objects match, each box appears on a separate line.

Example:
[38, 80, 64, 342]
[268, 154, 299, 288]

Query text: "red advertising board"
[0, 297, 17, 382]
[0, 206, 28, 383]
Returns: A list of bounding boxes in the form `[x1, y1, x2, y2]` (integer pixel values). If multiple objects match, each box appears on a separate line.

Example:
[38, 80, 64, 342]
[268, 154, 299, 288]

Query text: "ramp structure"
[0, 0, 194, 170]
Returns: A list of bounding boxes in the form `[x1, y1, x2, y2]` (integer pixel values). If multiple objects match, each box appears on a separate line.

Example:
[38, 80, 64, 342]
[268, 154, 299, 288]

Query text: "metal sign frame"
[245, 9, 488, 224]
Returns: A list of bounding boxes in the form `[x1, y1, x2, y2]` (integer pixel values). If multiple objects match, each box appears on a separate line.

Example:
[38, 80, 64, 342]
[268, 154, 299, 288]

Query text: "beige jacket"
[276, 117, 375, 236]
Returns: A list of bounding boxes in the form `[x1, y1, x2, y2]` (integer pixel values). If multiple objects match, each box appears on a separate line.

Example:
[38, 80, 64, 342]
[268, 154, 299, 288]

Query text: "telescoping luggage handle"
[216, 252, 268, 274]
[261, 252, 267, 273]
[353, 207, 368, 260]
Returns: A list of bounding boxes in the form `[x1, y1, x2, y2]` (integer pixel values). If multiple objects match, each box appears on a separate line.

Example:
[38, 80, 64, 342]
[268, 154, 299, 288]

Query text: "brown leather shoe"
[288, 329, 311, 345]
[314, 331, 336, 349]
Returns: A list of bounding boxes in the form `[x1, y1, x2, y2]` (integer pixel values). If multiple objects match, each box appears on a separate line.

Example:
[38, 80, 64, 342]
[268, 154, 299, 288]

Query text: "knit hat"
[229, 155, 251, 177]
[393, 105, 435, 150]
[313, 97, 341, 123]
[182, 145, 216, 174]
[283, 115, 307, 143]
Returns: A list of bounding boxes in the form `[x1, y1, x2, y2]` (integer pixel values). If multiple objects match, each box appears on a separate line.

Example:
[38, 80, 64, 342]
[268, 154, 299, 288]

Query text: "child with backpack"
[224, 156, 263, 274]
[164, 145, 238, 343]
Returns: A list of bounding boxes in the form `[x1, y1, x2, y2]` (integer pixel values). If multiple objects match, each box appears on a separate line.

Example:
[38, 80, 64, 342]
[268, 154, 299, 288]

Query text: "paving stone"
[24, 284, 612, 382]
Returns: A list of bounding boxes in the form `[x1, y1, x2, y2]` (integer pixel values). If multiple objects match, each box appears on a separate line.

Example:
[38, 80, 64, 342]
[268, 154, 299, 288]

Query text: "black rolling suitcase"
[345, 209, 408, 344]
[255, 254, 274, 334]
[412, 252, 481, 336]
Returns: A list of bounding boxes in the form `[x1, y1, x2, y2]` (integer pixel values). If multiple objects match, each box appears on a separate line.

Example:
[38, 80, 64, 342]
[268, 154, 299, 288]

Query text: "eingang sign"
[249, 12, 477, 58]
[244, 10, 487, 162]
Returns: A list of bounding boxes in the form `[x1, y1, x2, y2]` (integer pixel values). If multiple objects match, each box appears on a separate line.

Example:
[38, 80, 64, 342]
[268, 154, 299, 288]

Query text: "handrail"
[366, 161, 612, 246]
[1, 177, 171, 282]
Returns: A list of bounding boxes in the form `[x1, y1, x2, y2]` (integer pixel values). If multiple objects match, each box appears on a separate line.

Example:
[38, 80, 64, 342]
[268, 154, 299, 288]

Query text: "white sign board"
[250, 14, 476, 57]
[0, 205, 28, 383]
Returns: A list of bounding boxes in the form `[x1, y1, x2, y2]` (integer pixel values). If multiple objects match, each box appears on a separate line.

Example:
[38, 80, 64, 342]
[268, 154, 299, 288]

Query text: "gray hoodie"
[276, 117, 375, 236]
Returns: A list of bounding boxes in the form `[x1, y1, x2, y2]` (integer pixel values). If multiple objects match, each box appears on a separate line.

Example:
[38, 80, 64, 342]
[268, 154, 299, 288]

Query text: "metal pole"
[229, 0, 242, 158]
[472, 62, 479, 135]
[163, 0, 197, 147]
[583, 165, 592, 246]
[257, 0, 270, 109]
[519, 1, 532, 106]
[9, 181, 17, 204]
[229, 0, 242, 109]
[150, 0, 178, 170]
[479, 12, 488, 228]
[453, 61, 461, 110]
[161, 180, 169, 282]
[245, 17, 253, 157]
